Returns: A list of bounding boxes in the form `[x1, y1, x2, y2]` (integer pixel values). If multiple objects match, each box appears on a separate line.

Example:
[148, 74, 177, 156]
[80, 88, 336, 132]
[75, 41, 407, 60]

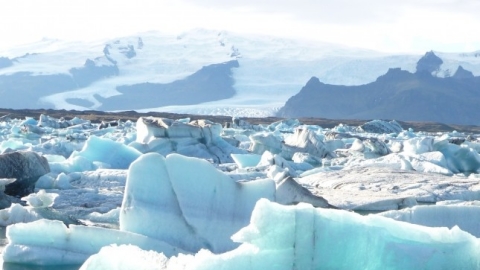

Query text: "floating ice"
[0, 203, 41, 226]
[3, 219, 184, 265]
[154, 199, 480, 270]
[230, 153, 261, 168]
[21, 189, 58, 208]
[379, 204, 480, 237]
[1, 112, 480, 268]
[134, 117, 245, 163]
[50, 136, 141, 173]
[120, 152, 276, 253]
[80, 244, 168, 270]
[434, 139, 480, 173]
[359, 119, 403, 134]
[283, 128, 333, 159]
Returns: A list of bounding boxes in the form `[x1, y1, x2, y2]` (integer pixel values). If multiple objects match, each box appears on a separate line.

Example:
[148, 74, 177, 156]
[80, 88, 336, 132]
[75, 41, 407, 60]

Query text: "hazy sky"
[1, 0, 480, 53]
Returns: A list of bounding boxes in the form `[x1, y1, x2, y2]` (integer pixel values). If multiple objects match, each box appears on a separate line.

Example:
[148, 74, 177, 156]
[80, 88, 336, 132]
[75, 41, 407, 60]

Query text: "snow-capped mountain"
[1, 29, 480, 117]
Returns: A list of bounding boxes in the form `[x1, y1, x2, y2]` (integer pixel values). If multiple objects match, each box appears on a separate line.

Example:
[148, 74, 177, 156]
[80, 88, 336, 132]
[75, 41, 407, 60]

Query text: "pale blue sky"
[1, 0, 479, 53]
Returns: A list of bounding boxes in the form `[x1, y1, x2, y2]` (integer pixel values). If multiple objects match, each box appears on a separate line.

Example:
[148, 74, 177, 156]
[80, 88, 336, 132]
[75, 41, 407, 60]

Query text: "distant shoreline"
[0, 108, 479, 134]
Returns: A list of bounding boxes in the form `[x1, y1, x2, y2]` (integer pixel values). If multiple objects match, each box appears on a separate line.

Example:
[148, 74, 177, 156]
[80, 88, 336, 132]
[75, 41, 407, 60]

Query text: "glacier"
[0, 114, 479, 269]
[2, 30, 480, 117]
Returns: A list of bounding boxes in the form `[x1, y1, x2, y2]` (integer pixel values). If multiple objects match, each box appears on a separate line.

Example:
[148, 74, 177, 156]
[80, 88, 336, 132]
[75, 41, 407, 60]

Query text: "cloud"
[174, 0, 480, 52]
[181, 0, 479, 25]
[1, 0, 480, 53]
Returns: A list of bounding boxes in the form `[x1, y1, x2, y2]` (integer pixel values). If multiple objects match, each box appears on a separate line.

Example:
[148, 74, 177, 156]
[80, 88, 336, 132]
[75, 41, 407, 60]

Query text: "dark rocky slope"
[96, 60, 239, 111]
[278, 52, 480, 125]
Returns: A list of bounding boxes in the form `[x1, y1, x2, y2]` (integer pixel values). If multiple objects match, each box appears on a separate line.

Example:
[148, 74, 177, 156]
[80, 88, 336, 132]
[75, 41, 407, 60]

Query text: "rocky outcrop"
[0, 72, 76, 109]
[453, 65, 474, 79]
[415, 51, 443, 74]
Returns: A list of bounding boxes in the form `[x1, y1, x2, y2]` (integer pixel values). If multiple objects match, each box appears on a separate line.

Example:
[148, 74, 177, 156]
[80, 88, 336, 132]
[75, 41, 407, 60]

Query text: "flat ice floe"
[300, 165, 480, 210]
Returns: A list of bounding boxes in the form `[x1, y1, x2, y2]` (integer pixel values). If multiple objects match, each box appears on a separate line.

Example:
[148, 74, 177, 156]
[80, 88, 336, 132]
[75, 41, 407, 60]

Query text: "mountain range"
[1, 30, 480, 125]
[278, 52, 480, 125]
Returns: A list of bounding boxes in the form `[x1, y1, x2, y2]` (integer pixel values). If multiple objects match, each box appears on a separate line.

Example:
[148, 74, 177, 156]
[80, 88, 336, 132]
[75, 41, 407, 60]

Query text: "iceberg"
[2, 112, 480, 268]
[120, 153, 276, 253]
[50, 136, 141, 173]
[379, 204, 480, 237]
[3, 219, 184, 266]
[82, 200, 480, 270]
[134, 117, 245, 163]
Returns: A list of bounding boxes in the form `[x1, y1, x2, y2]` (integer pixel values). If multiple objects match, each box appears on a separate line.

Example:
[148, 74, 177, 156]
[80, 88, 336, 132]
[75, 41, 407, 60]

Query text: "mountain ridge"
[277, 52, 480, 125]
[1, 30, 480, 118]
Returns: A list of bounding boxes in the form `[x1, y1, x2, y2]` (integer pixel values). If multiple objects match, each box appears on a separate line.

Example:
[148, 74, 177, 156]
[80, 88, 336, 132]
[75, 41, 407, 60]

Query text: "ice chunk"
[80, 244, 168, 270]
[266, 119, 301, 133]
[403, 137, 434, 155]
[135, 117, 244, 163]
[349, 138, 365, 152]
[249, 132, 282, 155]
[51, 136, 141, 173]
[72, 136, 141, 169]
[3, 219, 184, 265]
[159, 199, 480, 269]
[82, 207, 120, 226]
[283, 128, 332, 159]
[291, 152, 321, 166]
[0, 203, 41, 226]
[275, 177, 333, 208]
[21, 189, 58, 208]
[379, 205, 480, 237]
[120, 153, 276, 253]
[230, 153, 261, 168]
[36, 172, 73, 189]
[434, 140, 480, 173]
[359, 119, 403, 134]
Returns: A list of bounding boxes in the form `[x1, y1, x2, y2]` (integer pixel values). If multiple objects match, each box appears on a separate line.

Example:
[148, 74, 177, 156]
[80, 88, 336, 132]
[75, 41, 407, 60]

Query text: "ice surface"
[230, 153, 261, 168]
[134, 117, 245, 163]
[1, 113, 480, 268]
[379, 205, 480, 237]
[120, 153, 276, 253]
[3, 219, 184, 265]
[0, 203, 41, 226]
[21, 189, 57, 208]
[299, 165, 480, 210]
[71, 136, 141, 169]
[50, 136, 141, 173]
[434, 139, 480, 173]
[153, 199, 480, 270]
[283, 128, 333, 159]
[80, 244, 168, 270]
